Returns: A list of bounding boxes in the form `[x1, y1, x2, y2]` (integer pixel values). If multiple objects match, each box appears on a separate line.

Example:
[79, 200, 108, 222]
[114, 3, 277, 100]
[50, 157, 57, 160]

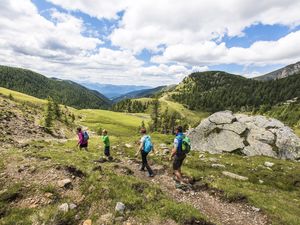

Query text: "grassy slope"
[134, 96, 209, 126]
[0, 87, 46, 104]
[1, 88, 300, 225]
[0, 88, 209, 224]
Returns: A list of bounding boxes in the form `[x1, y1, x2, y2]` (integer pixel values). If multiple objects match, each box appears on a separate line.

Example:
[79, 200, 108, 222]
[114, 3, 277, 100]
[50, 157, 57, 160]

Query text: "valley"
[1, 85, 300, 225]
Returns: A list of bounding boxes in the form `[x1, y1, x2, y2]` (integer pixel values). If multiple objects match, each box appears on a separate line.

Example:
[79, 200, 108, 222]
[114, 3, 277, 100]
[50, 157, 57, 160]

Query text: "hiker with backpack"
[170, 126, 191, 185]
[77, 127, 89, 150]
[101, 129, 112, 160]
[135, 128, 154, 177]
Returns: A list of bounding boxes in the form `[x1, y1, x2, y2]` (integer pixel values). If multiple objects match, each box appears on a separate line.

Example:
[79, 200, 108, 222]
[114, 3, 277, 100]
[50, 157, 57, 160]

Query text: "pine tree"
[8, 93, 14, 100]
[150, 98, 160, 131]
[44, 97, 54, 129]
[53, 100, 61, 120]
[71, 113, 75, 122]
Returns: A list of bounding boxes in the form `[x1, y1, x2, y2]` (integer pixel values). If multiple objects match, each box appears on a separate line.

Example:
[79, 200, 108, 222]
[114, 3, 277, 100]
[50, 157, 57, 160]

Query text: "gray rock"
[211, 164, 226, 168]
[115, 202, 125, 214]
[264, 161, 274, 167]
[69, 203, 77, 210]
[198, 130, 245, 153]
[209, 111, 235, 125]
[190, 111, 300, 160]
[273, 127, 300, 160]
[222, 171, 248, 181]
[57, 179, 72, 188]
[58, 203, 69, 212]
[221, 122, 247, 135]
[125, 144, 132, 148]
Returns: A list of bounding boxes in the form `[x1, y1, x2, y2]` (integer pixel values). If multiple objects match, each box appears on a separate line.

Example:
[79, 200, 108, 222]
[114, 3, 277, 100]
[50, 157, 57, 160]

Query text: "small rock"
[199, 154, 205, 158]
[115, 202, 126, 214]
[251, 206, 261, 212]
[58, 203, 69, 212]
[259, 180, 264, 184]
[222, 171, 248, 181]
[83, 219, 92, 225]
[75, 214, 80, 220]
[69, 203, 77, 210]
[211, 164, 226, 168]
[125, 144, 133, 148]
[45, 192, 53, 198]
[264, 161, 274, 168]
[57, 179, 72, 189]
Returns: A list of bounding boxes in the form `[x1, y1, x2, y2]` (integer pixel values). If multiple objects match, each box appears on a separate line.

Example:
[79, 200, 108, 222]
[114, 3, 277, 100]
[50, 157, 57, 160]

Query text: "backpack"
[83, 131, 89, 142]
[176, 135, 191, 154]
[143, 136, 153, 153]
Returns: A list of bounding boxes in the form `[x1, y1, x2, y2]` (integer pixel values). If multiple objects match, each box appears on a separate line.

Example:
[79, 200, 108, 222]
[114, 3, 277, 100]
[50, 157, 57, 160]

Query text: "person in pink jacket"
[76, 127, 88, 150]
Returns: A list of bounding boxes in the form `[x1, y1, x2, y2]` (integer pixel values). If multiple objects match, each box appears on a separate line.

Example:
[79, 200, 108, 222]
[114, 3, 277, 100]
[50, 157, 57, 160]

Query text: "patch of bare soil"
[0, 154, 85, 209]
[119, 157, 270, 225]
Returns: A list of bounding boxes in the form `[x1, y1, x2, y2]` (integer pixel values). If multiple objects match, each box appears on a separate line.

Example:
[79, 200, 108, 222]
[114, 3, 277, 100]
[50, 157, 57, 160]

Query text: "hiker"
[101, 129, 112, 160]
[77, 127, 89, 150]
[170, 126, 191, 184]
[135, 128, 154, 177]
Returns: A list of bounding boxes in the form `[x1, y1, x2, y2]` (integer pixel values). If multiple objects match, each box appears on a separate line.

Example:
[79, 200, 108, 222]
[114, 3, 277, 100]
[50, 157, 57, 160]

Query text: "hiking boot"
[148, 173, 154, 177]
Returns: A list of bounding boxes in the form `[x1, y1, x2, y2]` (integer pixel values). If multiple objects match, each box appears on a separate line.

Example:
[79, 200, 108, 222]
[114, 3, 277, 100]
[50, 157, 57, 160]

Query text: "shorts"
[173, 154, 186, 170]
[80, 143, 88, 148]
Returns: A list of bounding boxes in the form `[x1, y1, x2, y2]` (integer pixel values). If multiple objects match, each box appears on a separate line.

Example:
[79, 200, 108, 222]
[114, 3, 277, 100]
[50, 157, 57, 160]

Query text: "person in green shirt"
[101, 129, 111, 158]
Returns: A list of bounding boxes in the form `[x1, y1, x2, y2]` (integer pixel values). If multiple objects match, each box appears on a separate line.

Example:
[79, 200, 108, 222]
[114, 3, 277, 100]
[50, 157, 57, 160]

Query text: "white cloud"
[47, 0, 127, 19]
[1, 0, 300, 87]
[110, 0, 300, 53]
[152, 30, 300, 66]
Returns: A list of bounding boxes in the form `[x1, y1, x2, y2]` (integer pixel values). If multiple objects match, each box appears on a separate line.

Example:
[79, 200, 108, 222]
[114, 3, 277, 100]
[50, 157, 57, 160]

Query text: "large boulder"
[188, 111, 300, 160]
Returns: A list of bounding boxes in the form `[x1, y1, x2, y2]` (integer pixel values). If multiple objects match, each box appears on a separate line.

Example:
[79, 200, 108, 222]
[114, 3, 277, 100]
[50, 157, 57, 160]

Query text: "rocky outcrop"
[188, 111, 300, 160]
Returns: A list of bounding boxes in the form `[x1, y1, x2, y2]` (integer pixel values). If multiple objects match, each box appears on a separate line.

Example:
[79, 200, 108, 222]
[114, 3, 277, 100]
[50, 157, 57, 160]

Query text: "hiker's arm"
[77, 134, 82, 146]
[135, 142, 143, 156]
[170, 147, 176, 159]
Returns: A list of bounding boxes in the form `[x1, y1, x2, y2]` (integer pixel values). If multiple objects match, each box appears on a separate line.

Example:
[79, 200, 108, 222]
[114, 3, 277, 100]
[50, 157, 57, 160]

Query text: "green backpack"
[182, 136, 191, 153]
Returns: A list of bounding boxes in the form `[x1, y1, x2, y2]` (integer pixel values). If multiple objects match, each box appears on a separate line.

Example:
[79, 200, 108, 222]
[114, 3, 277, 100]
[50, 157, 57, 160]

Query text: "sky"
[0, 0, 300, 86]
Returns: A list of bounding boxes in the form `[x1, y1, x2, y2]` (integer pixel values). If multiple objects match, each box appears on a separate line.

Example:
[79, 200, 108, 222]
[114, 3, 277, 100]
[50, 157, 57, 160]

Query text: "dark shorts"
[104, 146, 110, 157]
[80, 143, 88, 148]
[173, 154, 186, 170]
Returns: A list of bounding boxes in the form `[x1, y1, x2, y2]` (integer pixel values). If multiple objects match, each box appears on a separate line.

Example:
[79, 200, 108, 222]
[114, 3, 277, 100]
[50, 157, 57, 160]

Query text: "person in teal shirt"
[101, 129, 110, 158]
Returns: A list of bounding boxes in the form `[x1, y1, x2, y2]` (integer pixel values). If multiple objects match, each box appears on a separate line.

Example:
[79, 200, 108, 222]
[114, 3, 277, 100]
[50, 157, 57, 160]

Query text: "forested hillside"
[113, 85, 171, 102]
[0, 65, 111, 109]
[169, 71, 300, 112]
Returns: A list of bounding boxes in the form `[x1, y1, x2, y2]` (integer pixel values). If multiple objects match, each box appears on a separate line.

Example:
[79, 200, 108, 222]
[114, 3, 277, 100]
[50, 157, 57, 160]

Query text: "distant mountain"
[113, 85, 171, 102]
[0, 65, 111, 109]
[81, 82, 152, 99]
[167, 70, 300, 112]
[254, 61, 300, 81]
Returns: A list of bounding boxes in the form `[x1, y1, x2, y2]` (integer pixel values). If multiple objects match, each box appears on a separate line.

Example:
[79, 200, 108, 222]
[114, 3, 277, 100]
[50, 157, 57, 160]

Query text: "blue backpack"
[143, 136, 153, 153]
[176, 134, 191, 154]
[83, 131, 89, 142]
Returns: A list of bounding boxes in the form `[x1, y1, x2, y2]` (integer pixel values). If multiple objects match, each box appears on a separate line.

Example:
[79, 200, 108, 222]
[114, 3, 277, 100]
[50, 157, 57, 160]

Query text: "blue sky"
[1, 0, 300, 86]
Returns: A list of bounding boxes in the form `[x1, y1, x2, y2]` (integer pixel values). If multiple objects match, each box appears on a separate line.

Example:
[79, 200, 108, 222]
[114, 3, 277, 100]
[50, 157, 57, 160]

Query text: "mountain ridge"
[0, 65, 111, 109]
[254, 61, 300, 81]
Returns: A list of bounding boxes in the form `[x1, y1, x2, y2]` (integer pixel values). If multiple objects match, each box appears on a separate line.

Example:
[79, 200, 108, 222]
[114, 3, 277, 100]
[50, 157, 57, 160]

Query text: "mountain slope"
[0, 65, 111, 109]
[166, 70, 300, 112]
[81, 82, 151, 99]
[254, 61, 300, 81]
[113, 85, 171, 102]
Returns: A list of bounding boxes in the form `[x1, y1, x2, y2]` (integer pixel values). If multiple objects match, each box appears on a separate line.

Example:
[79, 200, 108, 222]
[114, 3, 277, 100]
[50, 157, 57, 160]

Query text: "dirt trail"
[120, 158, 270, 225]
